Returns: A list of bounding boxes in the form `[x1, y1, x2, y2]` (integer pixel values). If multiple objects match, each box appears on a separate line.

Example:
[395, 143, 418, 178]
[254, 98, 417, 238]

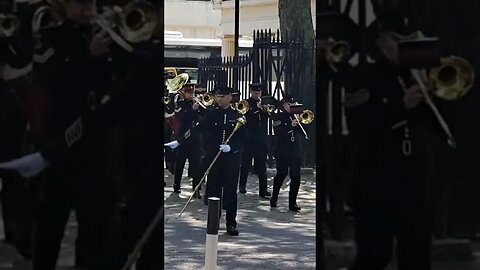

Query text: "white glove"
[0, 152, 50, 178]
[164, 140, 180, 149]
[219, 144, 231, 153]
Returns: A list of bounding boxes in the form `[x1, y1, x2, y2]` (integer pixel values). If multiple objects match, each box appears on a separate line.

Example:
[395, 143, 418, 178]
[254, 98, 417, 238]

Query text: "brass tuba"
[167, 73, 189, 93]
[429, 56, 474, 101]
[236, 100, 249, 114]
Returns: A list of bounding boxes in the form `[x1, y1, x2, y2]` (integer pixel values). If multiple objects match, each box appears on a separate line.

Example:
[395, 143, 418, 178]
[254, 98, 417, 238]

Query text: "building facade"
[165, 0, 316, 56]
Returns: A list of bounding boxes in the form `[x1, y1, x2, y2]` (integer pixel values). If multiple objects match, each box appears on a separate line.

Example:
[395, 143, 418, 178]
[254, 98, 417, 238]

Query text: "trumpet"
[235, 100, 249, 114]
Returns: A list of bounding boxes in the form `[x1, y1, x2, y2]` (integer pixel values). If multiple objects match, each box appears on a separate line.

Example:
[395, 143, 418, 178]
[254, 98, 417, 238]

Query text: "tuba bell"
[236, 100, 249, 114]
[429, 56, 474, 101]
[167, 73, 189, 93]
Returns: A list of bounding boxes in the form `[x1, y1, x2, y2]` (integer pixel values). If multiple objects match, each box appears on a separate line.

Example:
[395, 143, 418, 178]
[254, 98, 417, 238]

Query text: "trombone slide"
[293, 114, 309, 140]
[411, 69, 456, 148]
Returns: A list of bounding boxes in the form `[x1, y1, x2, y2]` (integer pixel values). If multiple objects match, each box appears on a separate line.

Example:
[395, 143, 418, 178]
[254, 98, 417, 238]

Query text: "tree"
[278, 0, 316, 167]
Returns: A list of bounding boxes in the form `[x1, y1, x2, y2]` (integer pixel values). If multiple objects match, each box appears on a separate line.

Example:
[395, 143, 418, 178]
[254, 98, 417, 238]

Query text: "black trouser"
[174, 143, 201, 191]
[239, 141, 268, 194]
[0, 171, 21, 243]
[271, 154, 301, 206]
[351, 200, 433, 270]
[32, 163, 111, 270]
[205, 154, 239, 227]
[111, 160, 163, 270]
[0, 169, 37, 258]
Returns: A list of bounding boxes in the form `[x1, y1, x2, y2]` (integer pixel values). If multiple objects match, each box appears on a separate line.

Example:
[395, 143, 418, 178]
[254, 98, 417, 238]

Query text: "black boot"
[226, 225, 239, 236]
[260, 190, 271, 198]
[270, 196, 277, 207]
[270, 181, 280, 207]
[289, 204, 301, 212]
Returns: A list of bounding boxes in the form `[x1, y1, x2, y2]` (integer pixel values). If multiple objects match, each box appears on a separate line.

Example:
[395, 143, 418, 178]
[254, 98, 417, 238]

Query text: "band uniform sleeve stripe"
[2, 63, 33, 81]
[34, 48, 55, 64]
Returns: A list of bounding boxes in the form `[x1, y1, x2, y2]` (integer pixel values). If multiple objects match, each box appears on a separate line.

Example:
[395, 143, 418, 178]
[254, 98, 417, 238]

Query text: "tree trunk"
[278, 0, 315, 167]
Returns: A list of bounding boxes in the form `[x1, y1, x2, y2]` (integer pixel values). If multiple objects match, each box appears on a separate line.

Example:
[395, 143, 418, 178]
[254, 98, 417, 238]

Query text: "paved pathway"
[164, 168, 317, 270]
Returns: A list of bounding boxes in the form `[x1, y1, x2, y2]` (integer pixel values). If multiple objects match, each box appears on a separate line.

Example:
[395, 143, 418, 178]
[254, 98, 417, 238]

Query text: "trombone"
[90, 0, 158, 52]
[194, 92, 215, 109]
[235, 100, 249, 114]
[399, 32, 474, 148]
[291, 103, 314, 140]
[0, 14, 18, 38]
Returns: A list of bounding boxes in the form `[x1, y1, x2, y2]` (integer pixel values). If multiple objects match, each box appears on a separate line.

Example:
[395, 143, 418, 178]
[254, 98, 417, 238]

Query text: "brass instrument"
[167, 73, 189, 93]
[299, 110, 314, 124]
[266, 104, 276, 113]
[195, 92, 214, 109]
[118, 0, 158, 43]
[291, 104, 314, 140]
[235, 100, 249, 114]
[90, 1, 158, 52]
[320, 38, 350, 64]
[0, 14, 18, 38]
[32, 4, 63, 33]
[258, 95, 278, 114]
[409, 55, 474, 148]
[429, 56, 474, 101]
[163, 96, 171, 104]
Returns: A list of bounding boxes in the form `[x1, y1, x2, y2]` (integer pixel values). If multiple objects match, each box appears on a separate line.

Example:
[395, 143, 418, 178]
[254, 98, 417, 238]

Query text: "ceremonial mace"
[178, 116, 247, 217]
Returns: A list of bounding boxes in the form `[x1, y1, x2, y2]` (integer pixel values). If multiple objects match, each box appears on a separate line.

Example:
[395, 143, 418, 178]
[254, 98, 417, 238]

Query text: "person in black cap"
[269, 95, 303, 212]
[165, 86, 247, 236]
[238, 83, 271, 198]
[346, 7, 441, 269]
[27, 0, 112, 269]
[172, 83, 202, 197]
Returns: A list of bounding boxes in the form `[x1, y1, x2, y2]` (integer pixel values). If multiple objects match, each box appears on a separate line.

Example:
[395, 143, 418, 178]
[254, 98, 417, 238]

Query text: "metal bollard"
[205, 197, 220, 270]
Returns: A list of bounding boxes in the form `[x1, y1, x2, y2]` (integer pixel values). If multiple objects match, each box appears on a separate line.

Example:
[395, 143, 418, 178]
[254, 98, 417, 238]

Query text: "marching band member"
[165, 86, 247, 236]
[346, 9, 442, 269]
[270, 95, 303, 212]
[173, 83, 202, 197]
[238, 83, 271, 198]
